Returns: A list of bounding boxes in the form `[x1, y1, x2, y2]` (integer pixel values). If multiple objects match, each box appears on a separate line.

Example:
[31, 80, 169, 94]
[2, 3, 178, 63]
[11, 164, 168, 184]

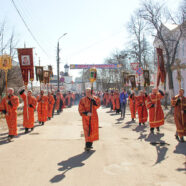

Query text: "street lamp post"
[57, 33, 67, 91]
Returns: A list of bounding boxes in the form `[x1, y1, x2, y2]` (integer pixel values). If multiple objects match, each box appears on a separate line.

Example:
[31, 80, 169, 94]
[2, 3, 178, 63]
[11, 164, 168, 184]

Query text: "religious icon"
[2, 59, 8, 67]
[21, 55, 30, 66]
[44, 71, 49, 78]
[0, 55, 12, 70]
[37, 68, 42, 75]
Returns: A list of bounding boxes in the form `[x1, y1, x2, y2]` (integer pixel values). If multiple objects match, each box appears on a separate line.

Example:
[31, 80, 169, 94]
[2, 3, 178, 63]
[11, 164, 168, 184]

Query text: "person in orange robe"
[171, 88, 186, 142]
[48, 91, 55, 120]
[146, 88, 164, 134]
[110, 91, 115, 111]
[129, 90, 137, 122]
[65, 91, 73, 108]
[78, 88, 101, 151]
[1, 88, 19, 141]
[19, 89, 37, 133]
[136, 90, 148, 126]
[114, 90, 120, 114]
[72, 92, 75, 106]
[37, 90, 48, 125]
[103, 91, 110, 107]
[55, 91, 62, 114]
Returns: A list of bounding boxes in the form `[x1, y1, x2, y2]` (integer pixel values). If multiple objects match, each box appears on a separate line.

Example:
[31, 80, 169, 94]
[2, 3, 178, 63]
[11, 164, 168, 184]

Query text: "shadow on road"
[0, 138, 9, 145]
[145, 133, 169, 165]
[174, 142, 186, 174]
[0, 132, 8, 136]
[50, 150, 95, 183]
[133, 125, 148, 141]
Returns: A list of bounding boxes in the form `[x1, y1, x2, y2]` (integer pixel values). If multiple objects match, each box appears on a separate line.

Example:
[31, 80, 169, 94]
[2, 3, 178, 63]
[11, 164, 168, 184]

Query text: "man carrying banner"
[48, 91, 55, 120]
[137, 90, 148, 126]
[146, 88, 164, 134]
[37, 90, 48, 125]
[171, 88, 186, 142]
[0, 88, 19, 141]
[19, 89, 37, 133]
[120, 88, 128, 119]
[129, 90, 137, 122]
[78, 88, 101, 151]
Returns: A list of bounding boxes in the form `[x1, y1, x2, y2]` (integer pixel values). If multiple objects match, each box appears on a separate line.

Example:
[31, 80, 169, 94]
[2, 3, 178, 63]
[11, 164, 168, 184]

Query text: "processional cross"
[171, 59, 186, 89]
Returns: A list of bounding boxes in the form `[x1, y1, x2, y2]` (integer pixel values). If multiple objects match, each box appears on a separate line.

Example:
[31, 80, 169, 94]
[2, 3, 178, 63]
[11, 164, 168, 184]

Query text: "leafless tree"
[127, 10, 154, 70]
[139, 0, 185, 97]
[0, 21, 20, 97]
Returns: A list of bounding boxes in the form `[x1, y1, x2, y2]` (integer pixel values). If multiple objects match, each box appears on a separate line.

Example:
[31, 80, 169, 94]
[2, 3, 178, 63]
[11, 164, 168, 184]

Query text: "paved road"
[0, 106, 185, 186]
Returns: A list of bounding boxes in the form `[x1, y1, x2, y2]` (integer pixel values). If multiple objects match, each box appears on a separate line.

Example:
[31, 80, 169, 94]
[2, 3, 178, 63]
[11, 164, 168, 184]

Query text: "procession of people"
[0, 51, 185, 151]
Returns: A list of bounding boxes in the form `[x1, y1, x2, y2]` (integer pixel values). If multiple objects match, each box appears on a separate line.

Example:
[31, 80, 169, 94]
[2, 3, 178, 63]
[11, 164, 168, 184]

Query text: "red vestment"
[171, 95, 186, 137]
[136, 95, 148, 123]
[20, 93, 37, 129]
[103, 93, 110, 106]
[48, 95, 55, 118]
[37, 95, 48, 122]
[78, 96, 100, 142]
[129, 94, 137, 119]
[110, 94, 115, 110]
[146, 93, 164, 128]
[1, 95, 19, 136]
[114, 93, 120, 110]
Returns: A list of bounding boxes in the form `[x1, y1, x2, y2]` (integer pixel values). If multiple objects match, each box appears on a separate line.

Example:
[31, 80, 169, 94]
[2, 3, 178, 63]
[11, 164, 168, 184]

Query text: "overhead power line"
[10, 0, 49, 57]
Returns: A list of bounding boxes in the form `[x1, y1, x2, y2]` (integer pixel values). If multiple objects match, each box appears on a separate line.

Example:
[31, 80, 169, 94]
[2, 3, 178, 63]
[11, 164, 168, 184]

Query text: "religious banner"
[156, 48, 166, 87]
[35, 66, 44, 82]
[17, 48, 34, 85]
[43, 70, 50, 84]
[48, 65, 53, 77]
[143, 70, 150, 87]
[123, 71, 129, 85]
[128, 75, 136, 89]
[0, 54, 12, 70]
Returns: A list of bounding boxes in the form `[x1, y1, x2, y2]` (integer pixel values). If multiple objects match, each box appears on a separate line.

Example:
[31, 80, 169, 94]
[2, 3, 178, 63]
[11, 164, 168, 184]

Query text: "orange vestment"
[78, 96, 100, 142]
[114, 93, 120, 110]
[129, 94, 137, 119]
[48, 95, 55, 118]
[37, 95, 48, 122]
[65, 94, 72, 107]
[110, 94, 115, 110]
[146, 92, 164, 128]
[104, 93, 110, 106]
[171, 95, 186, 137]
[137, 95, 148, 123]
[20, 93, 37, 129]
[1, 95, 19, 135]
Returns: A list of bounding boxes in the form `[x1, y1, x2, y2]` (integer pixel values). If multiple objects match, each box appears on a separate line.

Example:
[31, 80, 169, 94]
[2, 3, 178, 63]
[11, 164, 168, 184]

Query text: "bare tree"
[139, 0, 185, 97]
[0, 21, 20, 97]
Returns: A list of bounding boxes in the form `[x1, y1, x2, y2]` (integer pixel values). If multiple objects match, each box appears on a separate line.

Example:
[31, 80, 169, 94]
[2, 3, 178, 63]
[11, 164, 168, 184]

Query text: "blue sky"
[0, 0, 181, 79]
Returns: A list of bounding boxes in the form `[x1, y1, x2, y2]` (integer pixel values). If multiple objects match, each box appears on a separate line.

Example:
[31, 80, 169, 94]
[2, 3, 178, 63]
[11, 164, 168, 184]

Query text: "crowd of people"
[95, 88, 186, 143]
[0, 86, 185, 151]
[0, 88, 81, 142]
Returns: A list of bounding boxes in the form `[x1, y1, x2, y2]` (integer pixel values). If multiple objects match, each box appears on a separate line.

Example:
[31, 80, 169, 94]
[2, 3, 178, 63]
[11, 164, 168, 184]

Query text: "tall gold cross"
[171, 59, 186, 89]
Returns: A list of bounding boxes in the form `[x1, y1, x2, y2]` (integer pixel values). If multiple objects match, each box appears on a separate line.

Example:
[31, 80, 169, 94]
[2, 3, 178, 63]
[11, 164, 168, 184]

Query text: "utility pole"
[56, 42, 59, 91]
[56, 33, 67, 92]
